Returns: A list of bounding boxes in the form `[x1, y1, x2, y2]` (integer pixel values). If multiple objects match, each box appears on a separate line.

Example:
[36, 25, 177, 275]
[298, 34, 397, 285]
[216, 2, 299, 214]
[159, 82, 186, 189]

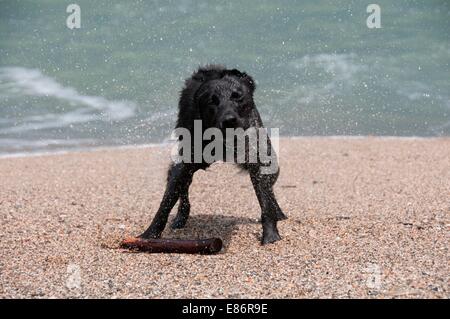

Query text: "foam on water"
[0, 140, 171, 159]
[0, 67, 137, 134]
[284, 53, 364, 105]
[0, 137, 97, 149]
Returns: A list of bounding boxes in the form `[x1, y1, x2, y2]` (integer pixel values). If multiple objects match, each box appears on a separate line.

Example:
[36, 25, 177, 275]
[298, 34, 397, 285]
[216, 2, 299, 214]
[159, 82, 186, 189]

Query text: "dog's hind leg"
[271, 188, 288, 221]
[139, 163, 196, 239]
[259, 166, 287, 221]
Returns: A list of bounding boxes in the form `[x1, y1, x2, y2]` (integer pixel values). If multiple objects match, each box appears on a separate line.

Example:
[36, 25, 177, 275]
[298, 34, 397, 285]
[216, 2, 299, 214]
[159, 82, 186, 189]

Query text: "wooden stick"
[120, 237, 223, 254]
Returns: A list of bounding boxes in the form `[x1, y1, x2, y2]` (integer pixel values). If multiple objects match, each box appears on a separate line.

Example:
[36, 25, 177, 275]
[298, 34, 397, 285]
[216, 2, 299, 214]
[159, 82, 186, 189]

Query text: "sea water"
[0, 0, 449, 155]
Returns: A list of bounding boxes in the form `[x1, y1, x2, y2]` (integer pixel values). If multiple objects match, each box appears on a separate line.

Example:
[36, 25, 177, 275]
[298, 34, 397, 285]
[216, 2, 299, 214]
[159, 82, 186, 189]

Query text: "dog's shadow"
[161, 214, 259, 252]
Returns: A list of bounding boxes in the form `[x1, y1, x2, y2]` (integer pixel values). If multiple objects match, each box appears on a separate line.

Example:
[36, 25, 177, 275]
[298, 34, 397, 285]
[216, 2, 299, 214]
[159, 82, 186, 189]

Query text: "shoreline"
[1, 135, 449, 159]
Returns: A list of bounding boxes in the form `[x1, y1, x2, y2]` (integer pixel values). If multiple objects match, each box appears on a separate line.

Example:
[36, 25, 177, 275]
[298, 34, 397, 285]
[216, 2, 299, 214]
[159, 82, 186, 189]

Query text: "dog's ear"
[191, 65, 226, 83]
[227, 69, 256, 94]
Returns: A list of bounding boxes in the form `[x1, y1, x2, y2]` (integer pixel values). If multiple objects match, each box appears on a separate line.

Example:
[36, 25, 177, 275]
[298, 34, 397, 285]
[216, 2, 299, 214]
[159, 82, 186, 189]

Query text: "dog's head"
[194, 68, 256, 131]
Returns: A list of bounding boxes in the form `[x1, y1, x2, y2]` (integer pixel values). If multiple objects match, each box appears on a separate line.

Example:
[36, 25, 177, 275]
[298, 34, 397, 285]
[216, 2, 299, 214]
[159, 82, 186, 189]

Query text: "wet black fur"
[139, 65, 287, 244]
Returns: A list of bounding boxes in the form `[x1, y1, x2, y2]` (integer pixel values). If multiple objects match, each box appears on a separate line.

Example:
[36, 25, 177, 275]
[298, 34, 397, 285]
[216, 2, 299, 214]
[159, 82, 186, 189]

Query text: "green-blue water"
[1, 0, 449, 155]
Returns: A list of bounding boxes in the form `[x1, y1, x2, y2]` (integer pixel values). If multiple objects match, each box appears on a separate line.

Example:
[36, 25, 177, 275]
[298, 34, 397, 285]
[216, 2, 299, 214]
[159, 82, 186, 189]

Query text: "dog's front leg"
[249, 167, 285, 244]
[170, 170, 195, 229]
[139, 162, 195, 239]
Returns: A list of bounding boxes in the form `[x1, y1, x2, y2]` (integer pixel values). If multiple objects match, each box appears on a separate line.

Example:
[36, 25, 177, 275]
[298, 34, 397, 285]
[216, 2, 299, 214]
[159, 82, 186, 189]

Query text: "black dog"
[139, 65, 287, 244]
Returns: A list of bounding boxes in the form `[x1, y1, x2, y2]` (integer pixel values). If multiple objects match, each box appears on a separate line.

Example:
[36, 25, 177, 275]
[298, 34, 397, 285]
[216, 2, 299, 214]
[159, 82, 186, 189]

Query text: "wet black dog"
[139, 65, 287, 244]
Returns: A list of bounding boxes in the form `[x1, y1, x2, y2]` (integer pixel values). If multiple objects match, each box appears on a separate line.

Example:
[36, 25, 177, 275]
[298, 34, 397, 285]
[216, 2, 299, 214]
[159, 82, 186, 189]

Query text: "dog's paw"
[261, 229, 281, 245]
[138, 228, 162, 239]
[170, 217, 188, 229]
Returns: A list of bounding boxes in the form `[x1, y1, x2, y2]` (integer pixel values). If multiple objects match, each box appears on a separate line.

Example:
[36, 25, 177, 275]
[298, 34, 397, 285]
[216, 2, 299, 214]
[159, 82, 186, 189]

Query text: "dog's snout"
[221, 114, 238, 129]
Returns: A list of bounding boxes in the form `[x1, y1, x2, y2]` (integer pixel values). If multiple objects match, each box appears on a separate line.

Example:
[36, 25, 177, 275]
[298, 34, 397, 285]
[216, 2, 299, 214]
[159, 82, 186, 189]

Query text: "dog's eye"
[230, 91, 242, 100]
[211, 95, 220, 106]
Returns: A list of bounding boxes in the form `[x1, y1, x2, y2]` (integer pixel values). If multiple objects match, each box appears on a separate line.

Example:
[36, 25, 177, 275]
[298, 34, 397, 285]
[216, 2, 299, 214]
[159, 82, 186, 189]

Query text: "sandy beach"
[0, 137, 449, 298]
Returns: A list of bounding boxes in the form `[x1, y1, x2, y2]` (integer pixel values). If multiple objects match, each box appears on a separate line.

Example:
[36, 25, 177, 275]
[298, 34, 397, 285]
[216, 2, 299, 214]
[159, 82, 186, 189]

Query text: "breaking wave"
[0, 66, 136, 134]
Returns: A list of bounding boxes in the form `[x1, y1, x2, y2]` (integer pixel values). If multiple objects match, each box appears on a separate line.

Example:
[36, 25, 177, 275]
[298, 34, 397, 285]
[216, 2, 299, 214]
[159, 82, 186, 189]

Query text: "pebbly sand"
[0, 137, 449, 298]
